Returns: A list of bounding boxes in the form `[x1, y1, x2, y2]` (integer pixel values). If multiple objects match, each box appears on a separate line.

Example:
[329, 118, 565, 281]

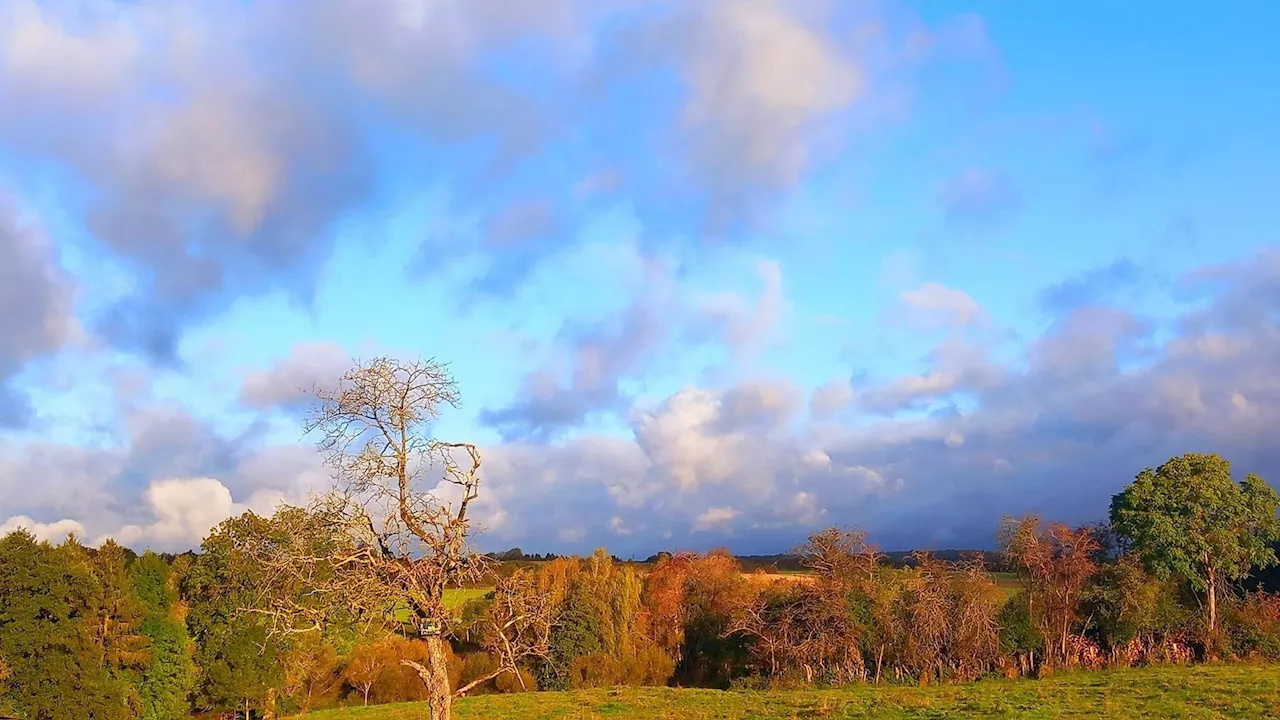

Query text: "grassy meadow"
[308, 663, 1280, 719]
[443, 587, 491, 608]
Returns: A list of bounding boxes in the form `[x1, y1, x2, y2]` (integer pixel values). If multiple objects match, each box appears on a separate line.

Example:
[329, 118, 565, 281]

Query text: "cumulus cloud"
[693, 506, 739, 532]
[484, 253, 790, 439]
[467, 248, 1280, 554]
[0, 515, 85, 543]
[481, 290, 672, 440]
[97, 477, 286, 551]
[0, 394, 325, 549]
[8, 248, 1280, 556]
[2, 3, 1276, 561]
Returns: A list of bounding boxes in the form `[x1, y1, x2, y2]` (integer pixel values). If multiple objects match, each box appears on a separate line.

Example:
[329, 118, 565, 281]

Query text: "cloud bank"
[0, 1, 1277, 555]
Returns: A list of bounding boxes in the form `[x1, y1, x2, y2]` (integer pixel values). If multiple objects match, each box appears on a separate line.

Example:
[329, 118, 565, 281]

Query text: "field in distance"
[469, 565, 1024, 600]
[309, 663, 1280, 719]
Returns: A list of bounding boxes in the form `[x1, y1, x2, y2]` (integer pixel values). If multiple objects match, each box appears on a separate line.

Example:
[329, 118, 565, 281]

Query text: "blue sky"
[1, 0, 1278, 555]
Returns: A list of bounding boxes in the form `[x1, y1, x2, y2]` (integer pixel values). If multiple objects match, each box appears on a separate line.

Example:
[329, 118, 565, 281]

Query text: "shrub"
[458, 652, 501, 695]
[620, 646, 676, 686]
[1223, 592, 1280, 660]
[568, 652, 624, 689]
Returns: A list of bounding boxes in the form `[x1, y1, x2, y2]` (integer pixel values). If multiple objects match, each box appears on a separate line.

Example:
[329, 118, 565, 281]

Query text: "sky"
[1, 0, 1278, 557]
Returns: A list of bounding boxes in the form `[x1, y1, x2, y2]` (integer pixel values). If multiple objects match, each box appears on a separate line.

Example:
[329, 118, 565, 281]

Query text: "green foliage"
[83, 539, 153, 683]
[131, 551, 176, 613]
[123, 550, 198, 720]
[188, 614, 281, 714]
[1110, 453, 1280, 589]
[538, 548, 657, 690]
[540, 586, 603, 689]
[1085, 556, 1193, 646]
[185, 514, 285, 714]
[996, 591, 1042, 656]
[0, 531, 136, 720]
[137, 616, 196, 720]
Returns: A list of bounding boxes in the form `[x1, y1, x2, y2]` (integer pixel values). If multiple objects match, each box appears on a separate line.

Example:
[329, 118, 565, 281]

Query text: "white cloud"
[680, 0, 860, 201]
[633, 388, 751, 491]
[693, 506, 739, 532]
[900, 282, 982, 327]
[96, 477, 288, 551]
[0, 515, 85, 542]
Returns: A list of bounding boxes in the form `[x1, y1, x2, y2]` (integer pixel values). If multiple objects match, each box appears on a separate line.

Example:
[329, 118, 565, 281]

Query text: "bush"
[620, 646, 676, 686]
[568, 652, 623, 689]
[997, 592, 1041, 657]
[1223, 592, 1280, 660]
[458, 652, 500, 695]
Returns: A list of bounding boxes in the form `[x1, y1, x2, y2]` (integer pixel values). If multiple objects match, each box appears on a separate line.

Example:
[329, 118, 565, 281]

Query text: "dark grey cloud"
[0, 199, 77, 425]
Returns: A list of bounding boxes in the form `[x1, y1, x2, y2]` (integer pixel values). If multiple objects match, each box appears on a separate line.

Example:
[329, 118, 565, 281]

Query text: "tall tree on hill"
[1109, 452, 1280, 635]
[185, 514, 285, 717]
[0, 532, 134, 720]
[130, 552, 196, 720]
[235, 357, 550, 720]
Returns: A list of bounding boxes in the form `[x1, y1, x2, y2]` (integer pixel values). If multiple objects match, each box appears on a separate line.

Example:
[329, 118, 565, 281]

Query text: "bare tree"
[797, 527, 883, 586]
[236, 357, 549, 720]
[1000, 515, 1100, 665]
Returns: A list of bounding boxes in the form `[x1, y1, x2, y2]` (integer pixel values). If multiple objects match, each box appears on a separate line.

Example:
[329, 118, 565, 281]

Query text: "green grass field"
[443, 587, 490, 609]
[991, 571, 1022, 599]
[310, 663, 1280, 719]
[391, 589, 492, 622]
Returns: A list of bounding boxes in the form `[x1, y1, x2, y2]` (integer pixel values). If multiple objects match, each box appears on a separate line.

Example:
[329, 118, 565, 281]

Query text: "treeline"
[3, 452, 1280, 719]
[485, 549, 1007, 572]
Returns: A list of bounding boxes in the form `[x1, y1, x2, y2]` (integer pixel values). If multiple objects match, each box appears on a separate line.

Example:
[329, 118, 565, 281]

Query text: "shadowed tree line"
[4, 357, 1280, 720]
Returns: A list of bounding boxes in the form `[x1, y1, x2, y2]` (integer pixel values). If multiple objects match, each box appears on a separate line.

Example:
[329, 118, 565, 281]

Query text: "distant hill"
[482, 548, 1010, 573]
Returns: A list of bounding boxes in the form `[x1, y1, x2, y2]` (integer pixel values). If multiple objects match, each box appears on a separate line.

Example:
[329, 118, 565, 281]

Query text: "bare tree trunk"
[1207, 570, 1218, 636]
[426, 635, 453, 720]
[403, 635, 454, 720]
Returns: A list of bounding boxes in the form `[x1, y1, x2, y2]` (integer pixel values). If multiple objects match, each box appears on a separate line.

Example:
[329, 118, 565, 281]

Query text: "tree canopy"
[1109, 452, 1280, 632]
